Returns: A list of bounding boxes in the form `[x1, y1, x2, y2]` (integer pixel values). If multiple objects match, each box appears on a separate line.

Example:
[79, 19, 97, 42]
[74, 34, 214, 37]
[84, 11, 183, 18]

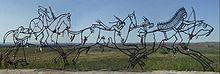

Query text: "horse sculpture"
[1, 6, 215, 71]
[2, 6, 72, 68]
[2, 26, 32, 67]
[141, 7, 214, 71]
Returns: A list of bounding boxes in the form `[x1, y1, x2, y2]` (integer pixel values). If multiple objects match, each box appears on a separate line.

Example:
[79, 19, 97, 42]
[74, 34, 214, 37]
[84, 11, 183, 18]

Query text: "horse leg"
[62, 55, 68, 69]
[133, 49, 147, 69]
[50, 41, 69, 68]
[188, 53, 214, 71]
[192, 54, 214, 71]
[187, 54, 207, 70]
[51, 44, 62, 63]
[53, 32, 70, 68]
[54, 51, 73, 65]
[130, 55, 146, 70]
[188, 50, 214, 71]
[54, 49, 69, 69]
[127, 50, 137, 69]
[57, 43, 69, 68]
[1, 46, 15, 68]
[181, 49, 214, 71]
[127, 49, 146, 70]
[44, 29, 50, 45]
[53, 54, 61, 64]
[21, 46, 28, 66]
[171, 35, 179, 56]
[116, 48, 134, 69]
[190, 49, 214, 64]
[75, 48, 86, 63]
[127, 53, 138, 69]
[178, 49, 214, 71]
[71, 48, 83, 69]
[128, 56, 146, 70]
[39, 31, 46, 46]
[12, 45, 20, 68]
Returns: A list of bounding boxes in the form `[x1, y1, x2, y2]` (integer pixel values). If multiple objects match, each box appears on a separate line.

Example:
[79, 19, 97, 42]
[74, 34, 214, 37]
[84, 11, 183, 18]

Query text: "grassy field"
[0, 42, 219, 72]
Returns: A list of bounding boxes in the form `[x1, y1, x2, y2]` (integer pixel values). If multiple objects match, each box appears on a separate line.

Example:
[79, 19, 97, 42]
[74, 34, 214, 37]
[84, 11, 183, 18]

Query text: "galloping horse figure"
[66, 11, 149, 69]
[29, 6, 72, 68]
[2, 26, 32, 67]
[141, 7, 214, 71]
[178, 20, 214, 71]
[2, 6, 72, 68]
[29, 6, 71, 46]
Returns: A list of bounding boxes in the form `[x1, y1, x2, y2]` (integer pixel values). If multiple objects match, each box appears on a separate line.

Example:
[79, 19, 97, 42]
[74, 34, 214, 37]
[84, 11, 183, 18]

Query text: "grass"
[0, 43, 219, 72]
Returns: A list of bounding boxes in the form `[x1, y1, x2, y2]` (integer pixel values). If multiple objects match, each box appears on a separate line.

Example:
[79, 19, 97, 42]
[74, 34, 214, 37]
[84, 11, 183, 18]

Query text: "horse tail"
[3, 30, 14, 44]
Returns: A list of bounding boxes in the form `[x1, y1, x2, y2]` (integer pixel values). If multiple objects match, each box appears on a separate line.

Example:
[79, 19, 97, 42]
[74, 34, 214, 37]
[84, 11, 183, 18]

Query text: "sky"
[0, 0, 219, 43]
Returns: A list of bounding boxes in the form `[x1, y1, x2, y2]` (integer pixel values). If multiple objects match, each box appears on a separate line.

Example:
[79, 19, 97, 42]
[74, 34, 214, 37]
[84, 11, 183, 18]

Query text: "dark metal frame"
[1, 6, 214, 71]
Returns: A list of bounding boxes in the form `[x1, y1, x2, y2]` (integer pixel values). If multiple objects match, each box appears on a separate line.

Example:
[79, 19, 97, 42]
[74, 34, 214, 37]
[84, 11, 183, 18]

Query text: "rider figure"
[110, 16, 125, 32]
[37, 6, 56, 46]
[38, 6, 55, 26]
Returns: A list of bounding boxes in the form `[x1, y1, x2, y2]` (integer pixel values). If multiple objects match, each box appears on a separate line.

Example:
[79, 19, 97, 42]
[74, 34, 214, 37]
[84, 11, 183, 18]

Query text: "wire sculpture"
[1, 6, 214, 71]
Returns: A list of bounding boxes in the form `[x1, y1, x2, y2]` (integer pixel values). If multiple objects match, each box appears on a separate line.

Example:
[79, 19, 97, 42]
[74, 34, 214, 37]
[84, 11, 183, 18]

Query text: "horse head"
[186, 20, 214, 40]
[195, 20, 213, 38]
[66, 13, 72, 30]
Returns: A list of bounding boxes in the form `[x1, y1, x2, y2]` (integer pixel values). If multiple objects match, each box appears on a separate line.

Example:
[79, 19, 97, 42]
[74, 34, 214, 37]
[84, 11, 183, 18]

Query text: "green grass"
[0, 43, 219, 72]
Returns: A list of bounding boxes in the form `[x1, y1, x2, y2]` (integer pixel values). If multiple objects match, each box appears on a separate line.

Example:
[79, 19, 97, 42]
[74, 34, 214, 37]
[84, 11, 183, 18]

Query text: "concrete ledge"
[0, 69, 218, 74]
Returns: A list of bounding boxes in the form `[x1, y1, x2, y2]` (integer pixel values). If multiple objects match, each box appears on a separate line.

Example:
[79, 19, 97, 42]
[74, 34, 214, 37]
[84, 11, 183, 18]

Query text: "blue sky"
[0, 0, 219, 43]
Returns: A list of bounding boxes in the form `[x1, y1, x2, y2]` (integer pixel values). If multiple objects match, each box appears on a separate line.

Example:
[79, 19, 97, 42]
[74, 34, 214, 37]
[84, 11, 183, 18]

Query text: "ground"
[0, 42, 219, 72]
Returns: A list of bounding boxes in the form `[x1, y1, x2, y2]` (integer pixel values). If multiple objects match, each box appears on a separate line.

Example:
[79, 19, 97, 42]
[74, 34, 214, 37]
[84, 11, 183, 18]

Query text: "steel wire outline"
[1, 6, 215, 71]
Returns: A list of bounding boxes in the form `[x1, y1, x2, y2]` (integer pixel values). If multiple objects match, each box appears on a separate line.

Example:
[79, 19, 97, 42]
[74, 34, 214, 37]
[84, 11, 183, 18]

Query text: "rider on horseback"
[36, 6, 56, 46]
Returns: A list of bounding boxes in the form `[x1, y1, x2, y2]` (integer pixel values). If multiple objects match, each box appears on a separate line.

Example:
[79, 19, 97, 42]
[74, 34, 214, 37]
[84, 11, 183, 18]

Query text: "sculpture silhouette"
[1, 6, 214, 71]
